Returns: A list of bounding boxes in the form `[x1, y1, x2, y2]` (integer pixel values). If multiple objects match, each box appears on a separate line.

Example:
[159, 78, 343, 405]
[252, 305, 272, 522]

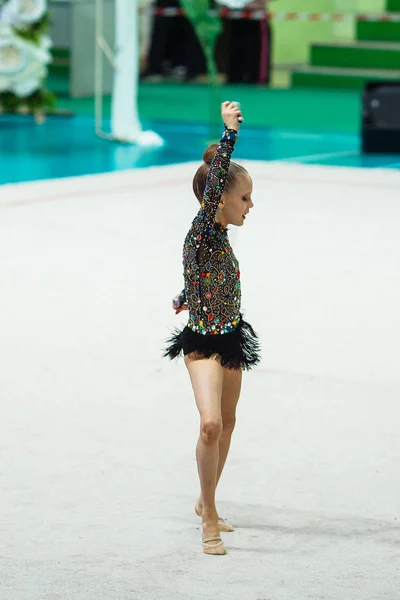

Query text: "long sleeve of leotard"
[199, 127, 238, 237]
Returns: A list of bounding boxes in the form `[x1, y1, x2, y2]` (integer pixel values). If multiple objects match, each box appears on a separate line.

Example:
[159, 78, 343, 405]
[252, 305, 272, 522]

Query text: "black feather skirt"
[164, 316, 261, 371]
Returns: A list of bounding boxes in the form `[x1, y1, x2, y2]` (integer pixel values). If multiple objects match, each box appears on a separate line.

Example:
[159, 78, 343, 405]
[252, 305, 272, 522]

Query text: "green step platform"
[357, 20, 400, 42]
[49, 48, 70, 76]
[291, 66, 400, 89]
[52, 48, 70, 60]
[311, 41, 400, 70]
[290, 0, 400, 90]
[387, 0, 400, 11]
[48, 47, 70, 96]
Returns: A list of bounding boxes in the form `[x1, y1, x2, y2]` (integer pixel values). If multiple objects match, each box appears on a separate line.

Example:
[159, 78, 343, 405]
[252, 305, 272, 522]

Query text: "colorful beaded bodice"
[182, 128, 241, 336]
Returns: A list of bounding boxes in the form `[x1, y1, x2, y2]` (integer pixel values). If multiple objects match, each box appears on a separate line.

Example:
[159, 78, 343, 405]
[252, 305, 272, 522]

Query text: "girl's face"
[218, 174, 254, 227]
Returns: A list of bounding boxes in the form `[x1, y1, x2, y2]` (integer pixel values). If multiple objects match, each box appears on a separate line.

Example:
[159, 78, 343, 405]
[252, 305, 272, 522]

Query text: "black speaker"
[362, 81, 400, 154]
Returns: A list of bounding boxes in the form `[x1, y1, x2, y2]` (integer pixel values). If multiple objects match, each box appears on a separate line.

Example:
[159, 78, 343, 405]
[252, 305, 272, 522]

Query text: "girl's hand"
[172, 294, 188, 315]
[221, 101, 242, 131]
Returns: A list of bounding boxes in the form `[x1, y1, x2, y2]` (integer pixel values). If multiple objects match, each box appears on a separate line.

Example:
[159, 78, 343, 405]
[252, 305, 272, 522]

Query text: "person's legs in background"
[144, 4, 207, 82]
[259, 16, 272, 85]
[166, 15, 207, 81]
[226, 18, 252, 83]
[165, 17, 186, 79]
[141, 0, 179, 80]
[184, 18, 207, 81]
[226, 13, 272, 85]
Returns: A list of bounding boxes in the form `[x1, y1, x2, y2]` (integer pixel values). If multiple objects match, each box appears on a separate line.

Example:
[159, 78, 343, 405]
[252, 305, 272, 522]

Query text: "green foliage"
[180, 0, 221, 77]
[180, 1, 222, 138]
[15, 13, 51, 44]
[0, 88, 56, 113]
[181, 0, 222, 47]
[0, 92, 21, 112]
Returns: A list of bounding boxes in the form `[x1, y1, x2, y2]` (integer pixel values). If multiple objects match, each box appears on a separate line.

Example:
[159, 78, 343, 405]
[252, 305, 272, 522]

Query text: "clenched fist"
[221, 101, 242, 132]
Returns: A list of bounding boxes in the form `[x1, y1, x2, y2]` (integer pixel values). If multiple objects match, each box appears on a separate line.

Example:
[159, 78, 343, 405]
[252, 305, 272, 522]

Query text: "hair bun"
[202, 144, 218, 165]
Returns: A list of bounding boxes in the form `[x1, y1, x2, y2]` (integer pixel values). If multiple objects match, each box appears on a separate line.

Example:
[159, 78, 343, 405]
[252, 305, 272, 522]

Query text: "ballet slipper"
[202, 535, 227, 556]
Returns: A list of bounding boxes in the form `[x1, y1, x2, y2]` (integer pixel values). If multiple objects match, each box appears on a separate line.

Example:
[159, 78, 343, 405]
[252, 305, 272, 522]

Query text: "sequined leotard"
[183, 128, 241, 336]
[165, 127, 260, 371]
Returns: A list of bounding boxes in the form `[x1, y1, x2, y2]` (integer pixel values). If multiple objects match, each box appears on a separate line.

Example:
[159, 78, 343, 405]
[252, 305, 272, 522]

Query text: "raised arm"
[200, 102, 242, 227]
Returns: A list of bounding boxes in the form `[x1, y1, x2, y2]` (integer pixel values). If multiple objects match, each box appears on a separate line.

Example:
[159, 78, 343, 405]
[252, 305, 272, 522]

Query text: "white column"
[111, 0, 163, 146]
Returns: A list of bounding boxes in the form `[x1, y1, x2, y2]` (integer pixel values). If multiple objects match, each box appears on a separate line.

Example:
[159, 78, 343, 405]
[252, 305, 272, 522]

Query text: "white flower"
[0, 25, 51, 96]
[1, 0, 47, 28]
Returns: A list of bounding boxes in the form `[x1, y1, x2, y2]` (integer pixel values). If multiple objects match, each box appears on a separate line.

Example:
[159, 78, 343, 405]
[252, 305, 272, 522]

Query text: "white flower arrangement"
[0, 0, 54, 115]
[0, 24, 50, 96]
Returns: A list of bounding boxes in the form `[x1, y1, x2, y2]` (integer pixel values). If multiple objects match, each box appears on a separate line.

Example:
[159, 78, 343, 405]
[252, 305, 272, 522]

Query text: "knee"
[201, 418, 223, 444]
[222, 417, 236, 437]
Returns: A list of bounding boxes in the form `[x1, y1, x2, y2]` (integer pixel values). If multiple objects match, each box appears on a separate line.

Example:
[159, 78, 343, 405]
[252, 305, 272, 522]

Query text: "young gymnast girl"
[164, 101, 260, 555]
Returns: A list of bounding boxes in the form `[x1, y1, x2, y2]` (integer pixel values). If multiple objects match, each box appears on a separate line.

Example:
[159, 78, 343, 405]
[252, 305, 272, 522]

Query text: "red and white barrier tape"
[149, 7, 400, 23]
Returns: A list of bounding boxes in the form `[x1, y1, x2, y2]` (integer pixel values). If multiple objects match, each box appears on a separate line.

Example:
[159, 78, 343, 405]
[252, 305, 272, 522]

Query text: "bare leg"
[217, 367, 242, 484]
[196, 367, 242, 522]
[185, 355, 225, 553]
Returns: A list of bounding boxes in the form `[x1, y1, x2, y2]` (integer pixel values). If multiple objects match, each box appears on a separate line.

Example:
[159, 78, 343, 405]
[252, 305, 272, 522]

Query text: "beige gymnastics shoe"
[202, 535, 227, 556]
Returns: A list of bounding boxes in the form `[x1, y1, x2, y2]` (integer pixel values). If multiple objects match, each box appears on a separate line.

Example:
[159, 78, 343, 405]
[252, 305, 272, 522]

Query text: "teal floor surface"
[1, 115, 400, 186]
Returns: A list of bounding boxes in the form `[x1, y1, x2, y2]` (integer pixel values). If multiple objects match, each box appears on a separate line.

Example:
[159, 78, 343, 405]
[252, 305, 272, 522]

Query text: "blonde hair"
[192, 143, 248, 204]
